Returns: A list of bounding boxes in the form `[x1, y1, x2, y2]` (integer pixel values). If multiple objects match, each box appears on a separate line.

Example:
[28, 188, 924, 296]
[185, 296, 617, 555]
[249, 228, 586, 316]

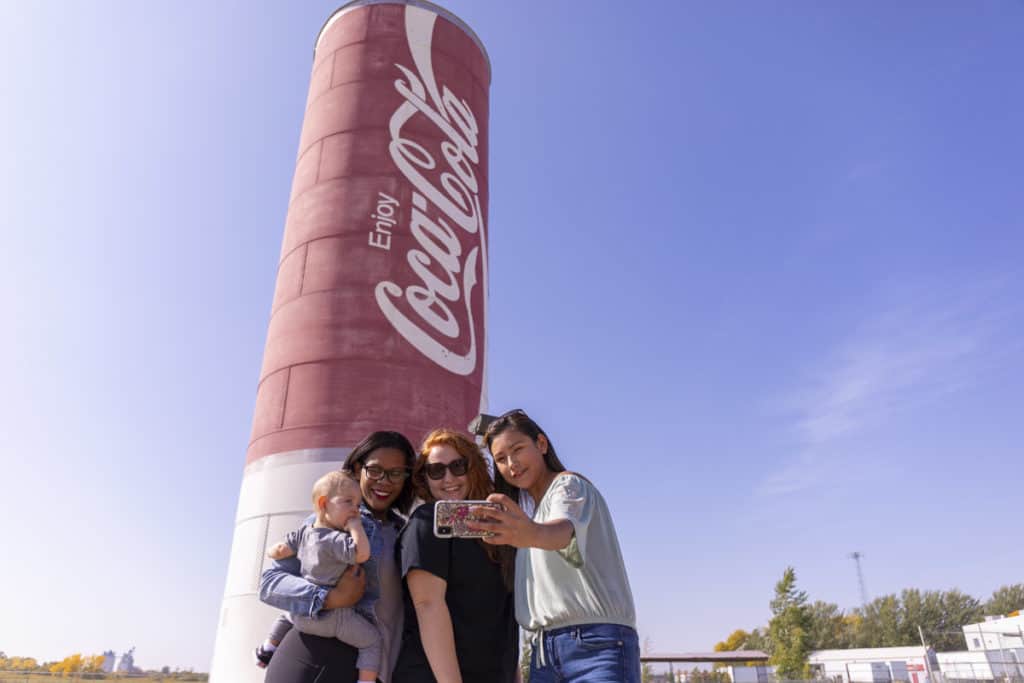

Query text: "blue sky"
[2, 0, 1022, 672]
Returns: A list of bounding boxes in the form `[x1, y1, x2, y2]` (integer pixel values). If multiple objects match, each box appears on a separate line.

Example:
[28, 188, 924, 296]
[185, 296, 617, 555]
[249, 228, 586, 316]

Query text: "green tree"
[686, 667, 733, 683]
[900, 589, 938, 645]
[985, 584, 1024, 617]
[855, 594, 904, 647]
[745, 628, 771, 653]
[714, 629, 768, 668]
[932, 589, 983, 651]
[768, 567, 812, 680]
[806, 601, 856, 650]
[854, 589, 982, 651]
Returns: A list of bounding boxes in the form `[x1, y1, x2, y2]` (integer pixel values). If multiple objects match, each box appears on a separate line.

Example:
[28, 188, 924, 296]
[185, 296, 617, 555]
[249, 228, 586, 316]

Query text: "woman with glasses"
[472, 410, 640, 683]
[260, 431, 417, 683]
[391, 428, 517, 683]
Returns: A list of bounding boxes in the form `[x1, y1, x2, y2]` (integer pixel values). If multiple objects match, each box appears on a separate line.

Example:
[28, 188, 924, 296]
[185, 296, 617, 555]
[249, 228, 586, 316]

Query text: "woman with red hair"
[392, 429, 517, 683]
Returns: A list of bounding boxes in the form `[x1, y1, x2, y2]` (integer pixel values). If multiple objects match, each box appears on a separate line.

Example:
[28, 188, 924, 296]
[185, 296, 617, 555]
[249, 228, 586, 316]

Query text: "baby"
[260, 470, 381, 682]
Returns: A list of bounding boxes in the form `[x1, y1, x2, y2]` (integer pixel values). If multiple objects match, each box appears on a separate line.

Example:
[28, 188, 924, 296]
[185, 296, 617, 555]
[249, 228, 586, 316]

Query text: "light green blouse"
[515, 473, 637, 632]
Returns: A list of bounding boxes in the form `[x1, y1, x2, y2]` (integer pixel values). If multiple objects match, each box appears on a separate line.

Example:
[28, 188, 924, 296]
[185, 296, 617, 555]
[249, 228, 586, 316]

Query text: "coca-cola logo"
[370, 6, 486, 377]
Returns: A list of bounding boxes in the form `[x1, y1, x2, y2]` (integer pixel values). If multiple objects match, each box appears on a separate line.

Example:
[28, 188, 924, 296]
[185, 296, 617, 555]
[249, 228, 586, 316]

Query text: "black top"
[392, 502, 517, 683]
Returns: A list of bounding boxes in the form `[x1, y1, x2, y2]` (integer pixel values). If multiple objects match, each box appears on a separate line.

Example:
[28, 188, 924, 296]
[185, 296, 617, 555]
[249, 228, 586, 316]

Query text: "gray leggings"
[292, 608, 382, 673]
[268, 614, 295, 644]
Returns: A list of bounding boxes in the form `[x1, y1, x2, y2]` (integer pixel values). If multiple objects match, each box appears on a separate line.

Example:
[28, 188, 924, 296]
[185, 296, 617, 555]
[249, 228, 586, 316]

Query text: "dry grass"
[0, 674, 206, 683]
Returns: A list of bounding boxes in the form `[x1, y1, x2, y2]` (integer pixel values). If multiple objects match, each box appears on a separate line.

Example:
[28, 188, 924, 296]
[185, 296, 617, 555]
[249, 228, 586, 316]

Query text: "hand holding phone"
[433, 500, 504, 538]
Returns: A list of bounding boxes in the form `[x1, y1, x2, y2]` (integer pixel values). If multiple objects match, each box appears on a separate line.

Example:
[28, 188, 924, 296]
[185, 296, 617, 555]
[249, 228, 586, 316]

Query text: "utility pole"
[919, 625, 936, 683]
[849, 552, 869, 607]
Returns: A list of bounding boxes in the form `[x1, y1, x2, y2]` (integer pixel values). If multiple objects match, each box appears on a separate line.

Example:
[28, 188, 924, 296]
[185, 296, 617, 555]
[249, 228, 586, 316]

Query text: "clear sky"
[2, 0, 1022, 673]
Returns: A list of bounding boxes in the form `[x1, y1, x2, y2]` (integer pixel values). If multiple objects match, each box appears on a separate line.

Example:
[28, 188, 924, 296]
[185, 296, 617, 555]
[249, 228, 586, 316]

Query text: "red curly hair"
[413, 428, 493, 502]
[415, 428, 514, 589]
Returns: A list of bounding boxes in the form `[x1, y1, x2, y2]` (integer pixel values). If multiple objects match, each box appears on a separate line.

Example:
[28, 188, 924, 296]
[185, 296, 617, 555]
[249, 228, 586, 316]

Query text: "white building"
[723, 615, 1024, 683]
[938, 614, 1024, 681]
[809, 646, 939, 683]
[961, 615, 1024, 653]
[728, 665, 775, 683]
[937, 650, 1022, 682]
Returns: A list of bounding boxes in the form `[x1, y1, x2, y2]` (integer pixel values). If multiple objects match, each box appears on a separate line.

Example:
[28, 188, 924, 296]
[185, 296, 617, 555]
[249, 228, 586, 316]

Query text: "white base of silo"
[209, 448, 350, 683]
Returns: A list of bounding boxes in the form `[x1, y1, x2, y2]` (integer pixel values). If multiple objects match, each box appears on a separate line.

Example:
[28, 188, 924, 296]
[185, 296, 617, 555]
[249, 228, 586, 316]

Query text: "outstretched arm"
[471, 494, 573, 549]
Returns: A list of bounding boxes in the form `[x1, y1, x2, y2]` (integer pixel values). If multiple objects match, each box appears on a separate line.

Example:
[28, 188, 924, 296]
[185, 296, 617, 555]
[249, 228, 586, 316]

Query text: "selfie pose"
[392, 428, 517, 683]
[475, 410, 641, 683]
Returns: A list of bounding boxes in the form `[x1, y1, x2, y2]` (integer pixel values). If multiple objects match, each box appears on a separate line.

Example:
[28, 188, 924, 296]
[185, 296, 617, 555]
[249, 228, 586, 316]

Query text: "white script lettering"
[373, 6, 487, 376]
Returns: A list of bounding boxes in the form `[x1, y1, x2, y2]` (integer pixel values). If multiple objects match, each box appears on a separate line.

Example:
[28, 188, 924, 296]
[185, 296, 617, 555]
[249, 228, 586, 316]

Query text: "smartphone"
[433, 500, 503, 538]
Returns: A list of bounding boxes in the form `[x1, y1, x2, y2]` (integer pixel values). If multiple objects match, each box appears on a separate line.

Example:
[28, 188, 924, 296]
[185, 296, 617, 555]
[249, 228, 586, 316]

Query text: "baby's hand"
[267, 542, 295, 560]
[344, 515, 364, 533]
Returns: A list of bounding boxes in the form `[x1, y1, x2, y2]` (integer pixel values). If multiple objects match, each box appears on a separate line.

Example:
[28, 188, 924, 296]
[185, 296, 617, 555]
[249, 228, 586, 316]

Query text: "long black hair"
[484, 410, 567, 504]
[343, 430, 417, 515]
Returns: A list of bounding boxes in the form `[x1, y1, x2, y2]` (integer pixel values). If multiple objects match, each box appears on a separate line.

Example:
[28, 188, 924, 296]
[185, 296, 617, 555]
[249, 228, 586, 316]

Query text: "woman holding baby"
[260, 431, 417, 683]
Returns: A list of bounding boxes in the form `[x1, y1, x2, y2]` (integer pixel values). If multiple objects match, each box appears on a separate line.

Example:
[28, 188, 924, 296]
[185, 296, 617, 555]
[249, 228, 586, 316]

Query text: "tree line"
[714, 569, 1023, 680]
[0, 652, 207, 680]
[0, 652, 105, 674]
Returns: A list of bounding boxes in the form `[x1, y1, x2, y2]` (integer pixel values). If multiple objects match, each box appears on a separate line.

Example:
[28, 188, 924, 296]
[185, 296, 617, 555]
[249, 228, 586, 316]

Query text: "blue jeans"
[530, 623, 641, 683]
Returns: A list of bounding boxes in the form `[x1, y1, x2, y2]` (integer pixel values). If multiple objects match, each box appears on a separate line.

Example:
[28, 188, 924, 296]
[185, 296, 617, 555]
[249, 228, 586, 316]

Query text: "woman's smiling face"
[489, 428, 549, 492]
[357, 447, 409, 514]
[424, 443, 470, 501]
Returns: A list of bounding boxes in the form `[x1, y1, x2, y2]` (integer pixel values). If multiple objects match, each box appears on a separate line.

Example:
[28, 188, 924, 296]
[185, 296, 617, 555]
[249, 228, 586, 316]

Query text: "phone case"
[433, 500, 502, 538]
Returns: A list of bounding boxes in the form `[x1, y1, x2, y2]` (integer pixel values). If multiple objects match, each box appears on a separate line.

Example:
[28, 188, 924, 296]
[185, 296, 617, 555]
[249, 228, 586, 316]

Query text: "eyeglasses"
[361, 465, 411, 483]
[424, 458, 469, 480]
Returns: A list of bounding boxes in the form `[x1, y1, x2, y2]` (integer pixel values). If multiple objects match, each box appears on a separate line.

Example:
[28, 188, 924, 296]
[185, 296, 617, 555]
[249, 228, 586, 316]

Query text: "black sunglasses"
[424, 458, 469, 480]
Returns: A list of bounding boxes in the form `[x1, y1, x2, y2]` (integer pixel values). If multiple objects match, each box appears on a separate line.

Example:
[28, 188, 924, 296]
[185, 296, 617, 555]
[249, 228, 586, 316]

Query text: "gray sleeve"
[545, 475, 593, 568]
[285, 528, 301, 552]
[329, 530, 359, 564]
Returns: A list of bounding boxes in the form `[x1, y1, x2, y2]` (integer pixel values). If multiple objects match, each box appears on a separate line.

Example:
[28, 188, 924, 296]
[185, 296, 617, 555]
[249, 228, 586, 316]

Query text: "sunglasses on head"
[482, 408, 528, 435]
[424, 458, 469, 480]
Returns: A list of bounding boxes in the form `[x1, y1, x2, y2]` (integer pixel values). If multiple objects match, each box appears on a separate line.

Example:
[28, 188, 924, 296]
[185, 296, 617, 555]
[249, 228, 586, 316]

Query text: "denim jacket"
[258, 502, 400, 620]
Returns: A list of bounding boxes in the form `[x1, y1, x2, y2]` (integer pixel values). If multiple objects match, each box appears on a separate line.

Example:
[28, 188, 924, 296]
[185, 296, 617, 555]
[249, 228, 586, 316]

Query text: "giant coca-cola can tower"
[210, 1, 490, 678]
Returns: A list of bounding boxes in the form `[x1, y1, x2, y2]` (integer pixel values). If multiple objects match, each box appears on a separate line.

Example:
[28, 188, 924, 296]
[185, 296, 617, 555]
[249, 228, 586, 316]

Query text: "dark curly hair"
[343, 430, 417, 515]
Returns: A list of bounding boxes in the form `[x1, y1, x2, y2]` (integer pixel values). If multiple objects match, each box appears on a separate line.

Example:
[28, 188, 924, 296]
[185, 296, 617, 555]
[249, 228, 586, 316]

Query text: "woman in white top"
[472, 409, 641, 683]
